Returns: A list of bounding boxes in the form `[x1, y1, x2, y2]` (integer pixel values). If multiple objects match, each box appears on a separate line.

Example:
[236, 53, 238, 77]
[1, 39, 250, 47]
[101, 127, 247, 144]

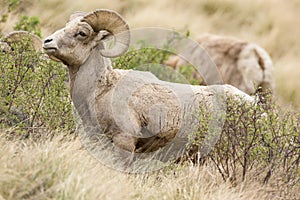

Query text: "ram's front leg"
[112, 133, 137, 152]
[112, 132, 137, 168]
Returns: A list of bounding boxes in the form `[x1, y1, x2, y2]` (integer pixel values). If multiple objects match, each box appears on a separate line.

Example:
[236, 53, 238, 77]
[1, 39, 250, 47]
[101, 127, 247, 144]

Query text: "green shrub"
[0, 1, 69, 137]
[14, 16, 42, 38]
[113, 38, 172, 70]
[190, 93, 300, 190]
[0, 36, 75, 138]
[113, 35, 202, 85]
[4, 0, 21, 12]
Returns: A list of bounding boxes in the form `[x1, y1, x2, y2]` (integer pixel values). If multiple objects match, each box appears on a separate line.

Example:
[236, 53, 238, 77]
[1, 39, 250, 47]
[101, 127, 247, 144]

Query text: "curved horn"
[5, 31, 43, 52]
[81, 9, 130, 58]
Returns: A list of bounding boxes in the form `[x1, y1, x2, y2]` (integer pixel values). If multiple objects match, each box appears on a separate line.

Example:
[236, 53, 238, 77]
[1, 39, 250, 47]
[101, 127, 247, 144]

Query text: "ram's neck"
[69, 46, 111, 99]
[68, 46, 112, 127]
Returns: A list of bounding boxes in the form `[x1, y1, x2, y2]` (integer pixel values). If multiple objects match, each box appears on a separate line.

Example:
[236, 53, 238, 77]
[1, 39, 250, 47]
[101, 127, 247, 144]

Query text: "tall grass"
[0, 134, 274, 200]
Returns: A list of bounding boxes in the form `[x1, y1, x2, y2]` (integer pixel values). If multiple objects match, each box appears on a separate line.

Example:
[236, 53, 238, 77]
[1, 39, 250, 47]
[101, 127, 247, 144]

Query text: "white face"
[43, 18, 100, 67]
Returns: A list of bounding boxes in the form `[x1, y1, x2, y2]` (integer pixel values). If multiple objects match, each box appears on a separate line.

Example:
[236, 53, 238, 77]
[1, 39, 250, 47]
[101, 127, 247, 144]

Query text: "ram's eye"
[78, 31, 87, 37]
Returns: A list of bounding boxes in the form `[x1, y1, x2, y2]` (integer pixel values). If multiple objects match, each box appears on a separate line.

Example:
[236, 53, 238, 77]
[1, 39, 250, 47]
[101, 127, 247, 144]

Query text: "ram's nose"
[44, 38, 53, 45]
[43, 37, 58, 52]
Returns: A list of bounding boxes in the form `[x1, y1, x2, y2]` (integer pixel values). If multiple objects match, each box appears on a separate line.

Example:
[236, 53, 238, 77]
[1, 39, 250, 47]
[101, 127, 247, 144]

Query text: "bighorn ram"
[43, 9, 254, 154]
[166, 34, 275, 95]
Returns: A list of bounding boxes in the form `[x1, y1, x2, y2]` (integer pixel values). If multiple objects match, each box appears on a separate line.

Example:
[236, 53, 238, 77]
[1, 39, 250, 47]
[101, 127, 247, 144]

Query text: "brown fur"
[166, 34, 274, 95]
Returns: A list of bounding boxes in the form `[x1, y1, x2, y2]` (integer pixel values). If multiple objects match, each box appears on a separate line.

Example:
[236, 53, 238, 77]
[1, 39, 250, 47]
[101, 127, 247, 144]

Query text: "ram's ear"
[93, 30, 115, 51]
[94, 30, 113, 41]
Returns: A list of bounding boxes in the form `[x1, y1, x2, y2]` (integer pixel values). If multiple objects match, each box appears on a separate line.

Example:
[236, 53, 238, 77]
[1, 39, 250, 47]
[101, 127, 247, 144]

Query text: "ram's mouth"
[43, 47, 62, 62]
[48, 55, 62, 62]
[43, 47, 57, 53]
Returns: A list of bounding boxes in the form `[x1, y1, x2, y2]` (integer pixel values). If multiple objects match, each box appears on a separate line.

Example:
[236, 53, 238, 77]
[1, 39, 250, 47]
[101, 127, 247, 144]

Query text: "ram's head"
[43, 9, 130, 67]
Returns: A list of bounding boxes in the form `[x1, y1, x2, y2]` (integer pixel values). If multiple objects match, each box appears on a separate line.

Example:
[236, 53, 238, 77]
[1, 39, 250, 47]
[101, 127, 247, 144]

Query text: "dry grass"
[0, 134, 275, 200]
[1, 0, 300, 108]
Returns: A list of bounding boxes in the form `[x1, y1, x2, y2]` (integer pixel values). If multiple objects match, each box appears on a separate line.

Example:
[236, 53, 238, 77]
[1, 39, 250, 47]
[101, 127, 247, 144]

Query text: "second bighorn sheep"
[1, 31, 43, 52]
[166, 34, 275, 95]
[43, 9, 254, 154]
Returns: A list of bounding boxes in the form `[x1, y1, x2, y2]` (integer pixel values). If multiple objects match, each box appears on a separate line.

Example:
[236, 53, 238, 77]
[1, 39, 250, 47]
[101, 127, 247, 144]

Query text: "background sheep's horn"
[5, 31, 43, 52]
[69, 11, 87, 22]
[82, 9, 130, 58]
